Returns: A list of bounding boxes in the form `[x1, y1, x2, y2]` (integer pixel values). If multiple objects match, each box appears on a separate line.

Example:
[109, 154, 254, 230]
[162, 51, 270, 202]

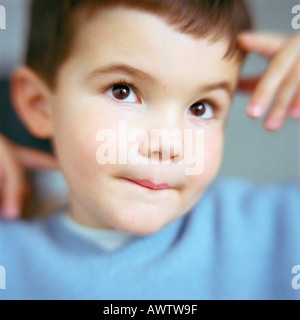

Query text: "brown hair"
[26, 0, 253, 89]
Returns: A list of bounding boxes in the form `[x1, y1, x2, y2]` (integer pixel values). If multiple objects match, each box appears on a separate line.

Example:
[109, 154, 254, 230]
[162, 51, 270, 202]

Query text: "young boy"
[0, 0, 300, 300]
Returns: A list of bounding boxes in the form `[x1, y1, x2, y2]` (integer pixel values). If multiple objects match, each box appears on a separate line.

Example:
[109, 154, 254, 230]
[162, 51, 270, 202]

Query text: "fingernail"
[289, 108, 300, 119]
[264, 117, 281, 130]
[3, 205, 20, 219]
[247, 104, 263, 118]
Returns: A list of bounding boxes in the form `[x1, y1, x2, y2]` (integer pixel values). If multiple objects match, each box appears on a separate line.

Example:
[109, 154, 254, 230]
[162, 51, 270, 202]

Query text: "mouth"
[123, 178, 172, 191]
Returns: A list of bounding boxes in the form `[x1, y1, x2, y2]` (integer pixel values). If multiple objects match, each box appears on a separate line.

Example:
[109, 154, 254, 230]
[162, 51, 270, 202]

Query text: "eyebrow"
[201, 81, 234, 98]
[86, 63, 152, 81]
[86, 63, 234, 97]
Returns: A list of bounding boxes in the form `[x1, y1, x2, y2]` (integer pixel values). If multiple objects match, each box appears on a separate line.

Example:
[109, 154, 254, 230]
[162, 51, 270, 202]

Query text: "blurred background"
[0, 0, 299, 216]
[221, 0, 300, 184]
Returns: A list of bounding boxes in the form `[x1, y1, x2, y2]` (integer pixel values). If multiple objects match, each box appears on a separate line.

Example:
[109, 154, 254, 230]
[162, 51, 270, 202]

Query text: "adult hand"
[237, 32, 300, 131]
[0, 134, 59, 219]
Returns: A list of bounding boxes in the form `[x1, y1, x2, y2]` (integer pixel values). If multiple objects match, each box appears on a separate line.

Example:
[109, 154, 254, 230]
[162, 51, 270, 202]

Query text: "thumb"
[237, 32, 285, 58]
[14, 145, 60, 171]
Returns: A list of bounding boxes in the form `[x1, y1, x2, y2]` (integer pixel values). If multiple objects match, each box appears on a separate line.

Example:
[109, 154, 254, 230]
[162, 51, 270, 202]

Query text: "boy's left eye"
[188, 101, 214, 119]
[107, 84, 139, 103]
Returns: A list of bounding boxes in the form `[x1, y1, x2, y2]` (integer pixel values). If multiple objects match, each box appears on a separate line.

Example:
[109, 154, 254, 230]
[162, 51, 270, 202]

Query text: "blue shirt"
[0, 178, 300, 300]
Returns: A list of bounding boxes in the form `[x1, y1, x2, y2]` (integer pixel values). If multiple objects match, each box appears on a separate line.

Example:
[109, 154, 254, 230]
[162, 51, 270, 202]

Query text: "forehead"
[66, 6, 241, 88]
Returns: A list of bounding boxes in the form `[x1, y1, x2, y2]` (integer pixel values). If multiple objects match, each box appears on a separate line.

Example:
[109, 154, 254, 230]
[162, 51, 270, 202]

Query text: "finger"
[0, 161, 26, 220]
[263, 65, 300, 131]
[288, 87, 300, 120]
[1, 178, 30, 220]
[15, 145, 60, 170]
[0, 135, 27, 219]
[246, 43, 299, 119]
[237, 32, 285, 58]
[237, 76, 261, 93]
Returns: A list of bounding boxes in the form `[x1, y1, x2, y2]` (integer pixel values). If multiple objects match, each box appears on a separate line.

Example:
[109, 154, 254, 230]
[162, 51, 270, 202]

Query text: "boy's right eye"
[107, 84, 139, 103]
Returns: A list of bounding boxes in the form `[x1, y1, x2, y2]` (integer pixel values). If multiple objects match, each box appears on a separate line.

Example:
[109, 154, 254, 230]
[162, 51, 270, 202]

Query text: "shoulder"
[192, 177, 300, 238]
[205, 177, 300, 211]
[188, 178, 300, 300]
[0, 217, 31, 236]
[0, 215, 53, 253]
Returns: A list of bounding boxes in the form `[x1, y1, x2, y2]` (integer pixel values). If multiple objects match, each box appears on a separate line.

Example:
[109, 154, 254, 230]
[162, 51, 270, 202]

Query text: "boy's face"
[49, 7, 241, 234]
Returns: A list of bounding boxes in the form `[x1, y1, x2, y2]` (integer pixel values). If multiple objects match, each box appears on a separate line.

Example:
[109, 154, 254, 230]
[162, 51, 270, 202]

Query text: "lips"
[124, 178, 172, 190]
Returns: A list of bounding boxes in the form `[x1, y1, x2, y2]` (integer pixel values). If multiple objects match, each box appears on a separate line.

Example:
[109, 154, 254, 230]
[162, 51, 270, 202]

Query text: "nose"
[139, 124, 184, 163]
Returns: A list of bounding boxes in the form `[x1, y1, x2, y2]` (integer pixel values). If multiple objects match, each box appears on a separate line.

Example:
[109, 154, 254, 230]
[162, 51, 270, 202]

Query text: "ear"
[10, 67, 54, 139]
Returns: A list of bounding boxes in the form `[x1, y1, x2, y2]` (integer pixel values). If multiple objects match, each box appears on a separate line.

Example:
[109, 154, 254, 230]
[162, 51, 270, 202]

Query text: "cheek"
[51, 101, 108, 187]
[203, 131, 224, 178]
[187, 129, 224, 194]
[175, 128, 224, 220]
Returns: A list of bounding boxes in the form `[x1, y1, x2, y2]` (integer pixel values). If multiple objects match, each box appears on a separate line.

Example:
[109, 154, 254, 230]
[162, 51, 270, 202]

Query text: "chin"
[108, 207, 173, 236]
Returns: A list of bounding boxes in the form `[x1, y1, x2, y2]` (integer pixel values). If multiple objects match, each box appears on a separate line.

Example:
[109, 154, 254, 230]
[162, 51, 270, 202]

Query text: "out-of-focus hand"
[237, 32, 300, 131]
[0, 133, 59, 220]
